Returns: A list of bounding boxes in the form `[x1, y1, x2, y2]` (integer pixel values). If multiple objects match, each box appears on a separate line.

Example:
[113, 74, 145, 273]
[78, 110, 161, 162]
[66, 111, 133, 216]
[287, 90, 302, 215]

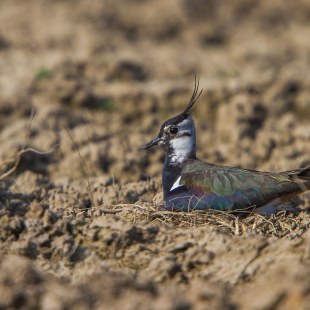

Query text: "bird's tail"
[298, 167, 310, 178]
[281, 166, 310, 192]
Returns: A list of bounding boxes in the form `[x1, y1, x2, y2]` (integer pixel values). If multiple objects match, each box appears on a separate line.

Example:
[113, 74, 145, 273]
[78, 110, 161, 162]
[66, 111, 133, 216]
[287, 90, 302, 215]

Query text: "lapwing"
[142, 78, 310, 213]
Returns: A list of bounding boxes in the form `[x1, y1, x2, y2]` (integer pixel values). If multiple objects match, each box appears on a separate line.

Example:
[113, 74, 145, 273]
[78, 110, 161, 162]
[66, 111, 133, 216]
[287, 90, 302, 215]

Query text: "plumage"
[142, 78, 310, 213]
[167, 159, 310, 211]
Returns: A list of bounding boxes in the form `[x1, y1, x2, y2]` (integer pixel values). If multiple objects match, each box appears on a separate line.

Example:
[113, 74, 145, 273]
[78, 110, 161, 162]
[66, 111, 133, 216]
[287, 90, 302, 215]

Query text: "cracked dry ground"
[1, 0, 310, 309]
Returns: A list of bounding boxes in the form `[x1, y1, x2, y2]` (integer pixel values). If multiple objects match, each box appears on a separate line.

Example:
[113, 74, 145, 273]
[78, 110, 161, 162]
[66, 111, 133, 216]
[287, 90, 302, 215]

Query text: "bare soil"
[0, 0, 310, 309]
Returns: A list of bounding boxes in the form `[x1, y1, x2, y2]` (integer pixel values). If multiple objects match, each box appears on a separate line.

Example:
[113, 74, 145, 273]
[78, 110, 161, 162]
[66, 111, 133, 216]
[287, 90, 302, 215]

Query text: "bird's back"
[165, 159, 310, 212]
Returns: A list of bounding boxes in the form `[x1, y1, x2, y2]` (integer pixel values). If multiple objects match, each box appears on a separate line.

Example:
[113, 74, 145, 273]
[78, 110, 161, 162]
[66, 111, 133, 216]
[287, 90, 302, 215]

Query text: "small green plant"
[35, 68, 53, 80]
[99, 98, 115, 111]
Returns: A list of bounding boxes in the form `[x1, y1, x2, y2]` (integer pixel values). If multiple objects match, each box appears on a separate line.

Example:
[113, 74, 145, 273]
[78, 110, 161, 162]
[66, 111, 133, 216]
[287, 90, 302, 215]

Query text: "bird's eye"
[169, 126, 178, 135]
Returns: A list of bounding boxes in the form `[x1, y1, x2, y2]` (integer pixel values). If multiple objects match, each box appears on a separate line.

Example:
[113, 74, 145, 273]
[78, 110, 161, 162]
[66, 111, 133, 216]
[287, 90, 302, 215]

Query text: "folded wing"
[178, 160, 310, 211]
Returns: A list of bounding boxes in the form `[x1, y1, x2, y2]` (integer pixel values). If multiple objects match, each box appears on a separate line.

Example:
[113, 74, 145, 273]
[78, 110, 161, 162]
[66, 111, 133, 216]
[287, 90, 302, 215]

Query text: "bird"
[142, 78, 310, 214]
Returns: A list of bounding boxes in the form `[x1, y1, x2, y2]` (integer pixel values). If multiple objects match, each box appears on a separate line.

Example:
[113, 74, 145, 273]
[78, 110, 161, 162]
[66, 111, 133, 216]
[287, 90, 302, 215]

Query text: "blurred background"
[0, 0, 310, 183]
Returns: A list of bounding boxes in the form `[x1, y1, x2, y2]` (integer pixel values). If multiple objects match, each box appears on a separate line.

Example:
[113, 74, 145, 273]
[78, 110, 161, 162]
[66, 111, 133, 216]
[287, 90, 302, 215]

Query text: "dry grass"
[0, 109, 56, 205]
[103, 203, 310, 239]
[0, 109, 55, 181]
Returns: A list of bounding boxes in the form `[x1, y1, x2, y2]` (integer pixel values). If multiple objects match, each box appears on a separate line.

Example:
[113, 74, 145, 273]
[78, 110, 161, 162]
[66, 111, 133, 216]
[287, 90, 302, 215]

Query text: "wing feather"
[180, 160, 305, 209]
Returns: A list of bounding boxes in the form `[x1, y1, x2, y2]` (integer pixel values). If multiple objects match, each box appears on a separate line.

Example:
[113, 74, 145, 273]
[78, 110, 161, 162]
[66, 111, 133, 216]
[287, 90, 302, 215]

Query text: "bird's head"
[142, 77, 202, 164]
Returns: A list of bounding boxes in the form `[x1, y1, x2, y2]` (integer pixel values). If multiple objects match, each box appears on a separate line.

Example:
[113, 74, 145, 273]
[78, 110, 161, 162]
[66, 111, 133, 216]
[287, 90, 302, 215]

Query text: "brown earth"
[1, 0, 310, 309]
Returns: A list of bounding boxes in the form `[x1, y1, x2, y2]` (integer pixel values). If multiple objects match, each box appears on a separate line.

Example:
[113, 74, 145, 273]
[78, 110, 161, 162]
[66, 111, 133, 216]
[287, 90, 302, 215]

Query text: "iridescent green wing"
[180, 160, 303, 209]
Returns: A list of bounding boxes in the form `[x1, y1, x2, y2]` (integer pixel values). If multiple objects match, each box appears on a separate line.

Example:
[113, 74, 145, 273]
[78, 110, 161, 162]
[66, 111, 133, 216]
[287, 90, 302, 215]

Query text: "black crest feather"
[182, 75, 203, 115]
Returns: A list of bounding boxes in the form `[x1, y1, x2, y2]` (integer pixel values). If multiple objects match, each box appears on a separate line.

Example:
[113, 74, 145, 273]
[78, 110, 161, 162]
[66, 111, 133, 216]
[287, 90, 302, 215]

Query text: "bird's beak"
[141, 137, 161, 149]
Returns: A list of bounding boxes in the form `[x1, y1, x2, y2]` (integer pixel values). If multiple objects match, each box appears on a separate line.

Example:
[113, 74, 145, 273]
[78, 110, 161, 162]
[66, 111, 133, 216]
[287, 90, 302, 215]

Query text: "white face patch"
[170, 176, 182, 191]
[169, 135, 192, 164]
[163, 115, 196, 165]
